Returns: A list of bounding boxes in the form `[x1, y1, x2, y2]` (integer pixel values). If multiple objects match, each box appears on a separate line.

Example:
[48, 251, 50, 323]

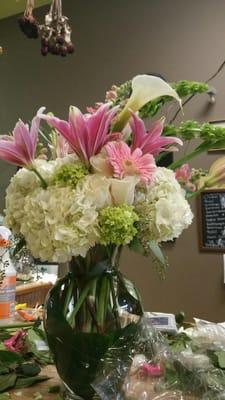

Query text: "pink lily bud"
[175, 163, 192, 183]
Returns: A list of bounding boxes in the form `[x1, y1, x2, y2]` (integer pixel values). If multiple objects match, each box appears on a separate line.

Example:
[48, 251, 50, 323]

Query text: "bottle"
[0, 227, 16, 325]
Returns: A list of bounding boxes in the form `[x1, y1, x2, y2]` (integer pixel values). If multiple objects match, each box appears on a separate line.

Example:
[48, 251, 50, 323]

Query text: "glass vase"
[44, 245, 143, 400]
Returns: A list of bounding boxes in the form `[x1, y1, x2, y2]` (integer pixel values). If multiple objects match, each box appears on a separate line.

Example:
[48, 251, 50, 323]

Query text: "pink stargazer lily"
[175, 163, 192, 182]
[0, 107, 44, 168]
[105, 141, 156, 184]
[130, 112, 183, 156]
[39, 104, 120, 165]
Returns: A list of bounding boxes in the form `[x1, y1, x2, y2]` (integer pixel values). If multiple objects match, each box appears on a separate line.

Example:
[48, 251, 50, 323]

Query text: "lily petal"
[130, 112, 182, 156]
[129, 74, 181, 111]
[40, 104, 120, 165]
[114, 74, 182, 130]
[0, 109, 41, 168]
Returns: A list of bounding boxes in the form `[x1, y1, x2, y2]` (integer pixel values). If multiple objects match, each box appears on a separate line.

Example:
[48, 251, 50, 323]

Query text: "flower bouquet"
[0, 74, 225, 399]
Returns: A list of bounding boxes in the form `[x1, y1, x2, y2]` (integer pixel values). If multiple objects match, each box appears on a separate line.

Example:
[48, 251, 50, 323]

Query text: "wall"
[0, 0, 225, 321]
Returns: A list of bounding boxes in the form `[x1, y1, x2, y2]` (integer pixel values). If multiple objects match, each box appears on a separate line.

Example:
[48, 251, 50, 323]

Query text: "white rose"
[110, 176, 138, 205]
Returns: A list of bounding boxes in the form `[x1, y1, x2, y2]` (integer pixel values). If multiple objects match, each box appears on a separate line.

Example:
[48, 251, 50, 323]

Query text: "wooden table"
[16, 282, 53, 307]
[9, 365, 61, 400]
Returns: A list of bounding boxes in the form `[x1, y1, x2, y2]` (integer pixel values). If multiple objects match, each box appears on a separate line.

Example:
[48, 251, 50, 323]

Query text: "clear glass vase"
[44, 245, 143, 400]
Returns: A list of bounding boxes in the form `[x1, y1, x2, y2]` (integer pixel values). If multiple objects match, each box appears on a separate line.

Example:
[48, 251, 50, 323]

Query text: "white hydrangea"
[4, 160, 57, 232]
[20, 185, 100, 263]
[135, 167, 193, 242]
[77, 175, 112, 209]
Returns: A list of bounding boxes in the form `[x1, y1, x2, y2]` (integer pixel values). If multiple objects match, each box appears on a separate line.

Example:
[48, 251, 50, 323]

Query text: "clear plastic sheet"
[92, 317, 225, 399]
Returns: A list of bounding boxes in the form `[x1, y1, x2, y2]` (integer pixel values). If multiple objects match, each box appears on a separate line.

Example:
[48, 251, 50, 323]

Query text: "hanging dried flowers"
[18, 0, 74, 57]
[18, 0, 39, 39]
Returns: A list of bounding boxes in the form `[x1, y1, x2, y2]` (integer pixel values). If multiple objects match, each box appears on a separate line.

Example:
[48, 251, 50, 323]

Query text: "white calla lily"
[113, 74, 182, 131]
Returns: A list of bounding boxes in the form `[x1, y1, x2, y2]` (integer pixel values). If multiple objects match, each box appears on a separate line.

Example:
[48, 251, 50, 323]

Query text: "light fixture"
[18, 0, 74, 57]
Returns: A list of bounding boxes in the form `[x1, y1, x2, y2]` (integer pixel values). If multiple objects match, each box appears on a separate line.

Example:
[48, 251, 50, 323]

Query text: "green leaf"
[0, 351, 23, 366]
[129, 237, 146, 255]
[15, 375, 49, 389]
[0, 373, 17, 392]
[148, 241, 169, 279]
[25, 329, 53, 365]
[16, 362, 41, 377]
[0, 394, 10, 400]
[175, 311, 185, 326]
[48, 385, 61, 393]
[0, 367, 10, 375]
[215, 351, 225, 369]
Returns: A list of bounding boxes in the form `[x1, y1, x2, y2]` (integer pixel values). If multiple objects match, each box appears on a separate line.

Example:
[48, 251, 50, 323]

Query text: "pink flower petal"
[40, 104, 120, 165]
[69, 106, 89, 162]
[0, 109, 41, 168]
[130, 113, 182, 156]
[105, 141, 156, 183]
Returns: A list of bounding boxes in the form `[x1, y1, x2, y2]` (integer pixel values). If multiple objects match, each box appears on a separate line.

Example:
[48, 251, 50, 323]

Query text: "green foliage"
[129, 238, 168, 279]
[0, 394, 10, 400]
[14, 375, 49, 389]
[139, 80, 209, 119]
[0, 373, 17, 393]
[48, 385, 61, 393]
[0, 326, 53, 393]
[25, 328, 53, 365]
[166, 332, 192, 353]
[139, 97, 167, 118]
[113, 80, 132, 106]
[175, 311, 185, 326]
[173, 80, 208, 97]
[98, 205, 139, 245]
[164, 120, 225, 144]
[164, 120, 225, 170]
[52, 162, 88, 188]
[0, 351, 23, 366]
[147, 241, 169, 279]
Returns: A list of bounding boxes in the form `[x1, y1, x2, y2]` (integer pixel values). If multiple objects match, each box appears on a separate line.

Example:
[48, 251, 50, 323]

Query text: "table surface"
[9, 365, 61, 400]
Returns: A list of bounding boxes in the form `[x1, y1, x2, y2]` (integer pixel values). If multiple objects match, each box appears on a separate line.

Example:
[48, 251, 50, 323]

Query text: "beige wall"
[0, 0, 225, 320]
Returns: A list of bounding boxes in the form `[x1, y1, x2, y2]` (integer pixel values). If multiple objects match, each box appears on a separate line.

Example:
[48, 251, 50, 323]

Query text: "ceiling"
[0, 1, 51, 20]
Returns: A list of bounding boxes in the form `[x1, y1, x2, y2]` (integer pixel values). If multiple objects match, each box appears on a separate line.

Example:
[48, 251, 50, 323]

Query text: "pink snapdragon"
[0, 107, 44, 168]
[105, 141, 156, 183]
[130, 112, 182, 156]
[40, 104, 121, 166]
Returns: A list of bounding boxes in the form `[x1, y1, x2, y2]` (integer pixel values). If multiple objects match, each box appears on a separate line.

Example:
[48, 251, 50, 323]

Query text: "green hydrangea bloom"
[52, 163, 88, 188]
[98, 205, 139, 245]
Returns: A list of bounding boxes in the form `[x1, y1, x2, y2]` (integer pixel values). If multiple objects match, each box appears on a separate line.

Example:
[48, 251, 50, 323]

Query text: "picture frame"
[208, 120, 225, 152]
[198, 189, 225, 252]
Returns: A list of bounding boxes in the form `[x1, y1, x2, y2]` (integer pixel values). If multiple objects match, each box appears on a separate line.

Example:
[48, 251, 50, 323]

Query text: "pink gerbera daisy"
[105, 141, 156, 183]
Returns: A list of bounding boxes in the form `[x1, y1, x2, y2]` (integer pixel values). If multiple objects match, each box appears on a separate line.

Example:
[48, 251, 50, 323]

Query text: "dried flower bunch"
[18, 0, 74, 57]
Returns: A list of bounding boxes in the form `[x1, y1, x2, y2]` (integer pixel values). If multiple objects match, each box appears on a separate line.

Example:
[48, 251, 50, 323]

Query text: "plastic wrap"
[93, 317, 225, 399]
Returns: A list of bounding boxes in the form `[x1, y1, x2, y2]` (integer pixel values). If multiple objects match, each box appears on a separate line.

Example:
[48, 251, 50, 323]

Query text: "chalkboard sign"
[199, 190, 225, 252]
